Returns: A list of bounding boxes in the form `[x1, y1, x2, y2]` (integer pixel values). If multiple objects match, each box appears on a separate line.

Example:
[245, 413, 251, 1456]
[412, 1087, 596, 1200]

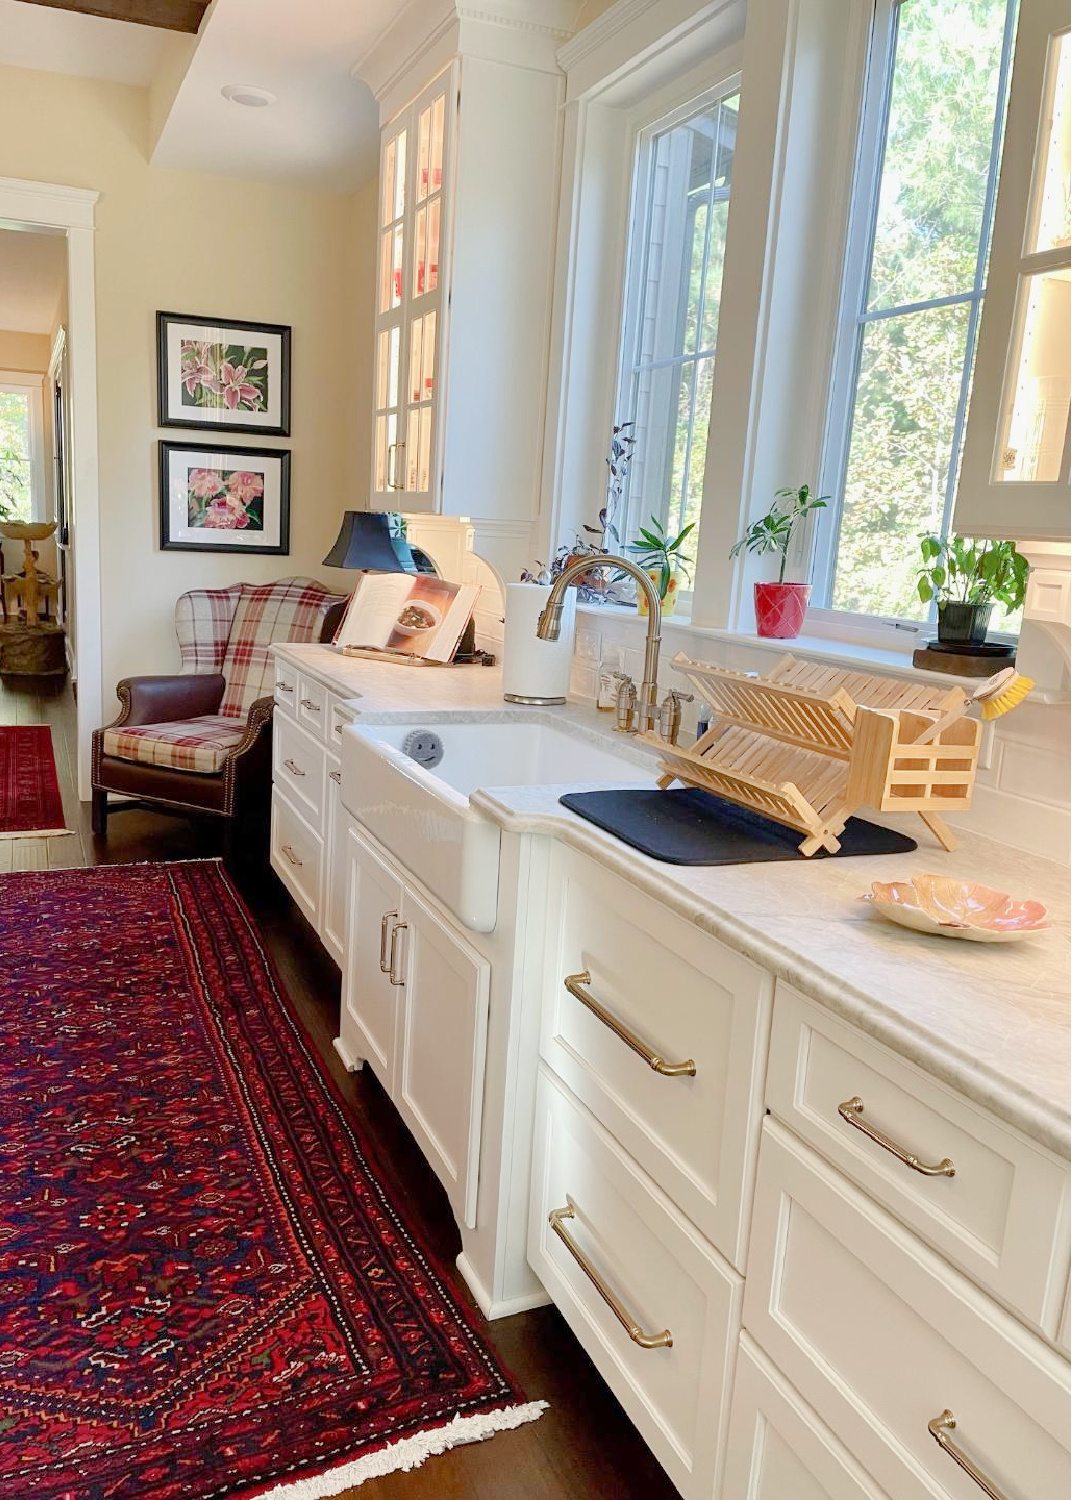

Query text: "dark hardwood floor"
[9, 677, 679, 1500]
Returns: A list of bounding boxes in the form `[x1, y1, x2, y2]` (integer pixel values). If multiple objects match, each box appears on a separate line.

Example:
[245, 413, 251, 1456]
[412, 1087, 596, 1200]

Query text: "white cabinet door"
[953, 0, 1070, 541]
[371, 111, 411, 508]
[394, 882, 489, 1228]
[370, 67, 455, 514]
[722, 1337, 892, 1500]
[397, 69, 453, 510]
[321, 759, 345, 966]
[528, 1067, 741, 1500]
[338, 827, 404, 1090]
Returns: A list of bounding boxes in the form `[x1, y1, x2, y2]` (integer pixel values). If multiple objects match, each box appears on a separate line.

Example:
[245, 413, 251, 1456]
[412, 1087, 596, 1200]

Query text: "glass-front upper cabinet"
[955, 0, 1071, 540]
[370, 68, 454, 512]
[372, 116, 408, 504]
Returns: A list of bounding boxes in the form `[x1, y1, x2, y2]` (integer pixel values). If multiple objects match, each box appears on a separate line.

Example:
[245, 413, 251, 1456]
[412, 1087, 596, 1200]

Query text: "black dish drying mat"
[559, 788, 917, 865]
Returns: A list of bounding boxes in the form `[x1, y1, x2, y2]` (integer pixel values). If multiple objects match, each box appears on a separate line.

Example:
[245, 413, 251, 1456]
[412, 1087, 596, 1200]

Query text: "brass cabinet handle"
[549, 1202, 672, 1350]
[329, 769, 342, 784]
[283, 758, 305, 777]
[389, 920, 407, 986]
[928, 1410, 1010, 1500]
[837, 1097, 955, 1177]
[564, 972, 696, 1078]
[280, 844, 302, 868]
[379, 910, 397, 974]
[300, 698, 321, 712]
[275, 681, 294, 693]
[387, 441, 406, 490]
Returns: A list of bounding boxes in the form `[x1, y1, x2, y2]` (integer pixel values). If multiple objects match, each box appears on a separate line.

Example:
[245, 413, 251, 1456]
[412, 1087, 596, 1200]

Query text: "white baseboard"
[332, 1035, 364, 1073]
[456, 1251, 550, 1320]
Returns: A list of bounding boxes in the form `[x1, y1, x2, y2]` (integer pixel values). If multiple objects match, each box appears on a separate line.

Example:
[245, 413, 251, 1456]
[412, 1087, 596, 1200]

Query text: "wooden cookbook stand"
[640, 653, 982, 857]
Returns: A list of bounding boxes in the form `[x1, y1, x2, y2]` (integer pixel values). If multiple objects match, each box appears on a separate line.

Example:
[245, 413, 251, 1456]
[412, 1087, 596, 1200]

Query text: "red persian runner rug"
[0, 861, 543, 1500]
[0, 724, 68, 837]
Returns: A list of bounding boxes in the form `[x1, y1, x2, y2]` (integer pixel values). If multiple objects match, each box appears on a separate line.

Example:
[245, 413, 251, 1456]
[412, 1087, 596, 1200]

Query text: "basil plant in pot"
[916, 535, 1029, 645]
[730, 484, 827, 639]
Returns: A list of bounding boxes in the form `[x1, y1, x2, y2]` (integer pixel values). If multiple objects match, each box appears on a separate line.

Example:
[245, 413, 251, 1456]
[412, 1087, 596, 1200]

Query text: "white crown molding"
[555, 0, 660, 70]
[456, 0, 581, 37]
[354, 0, 583, 104]
[556, 0, 740, 102]
[0, 177, 99, 232]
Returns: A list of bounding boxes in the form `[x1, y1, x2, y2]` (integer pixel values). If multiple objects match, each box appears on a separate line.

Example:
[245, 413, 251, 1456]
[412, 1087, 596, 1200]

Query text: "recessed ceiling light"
[221, 84, 277, 108]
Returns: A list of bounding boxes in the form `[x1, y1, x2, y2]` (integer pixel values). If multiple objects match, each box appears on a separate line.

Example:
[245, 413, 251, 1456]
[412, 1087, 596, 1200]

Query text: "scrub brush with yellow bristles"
[972, 667, 1035, 719]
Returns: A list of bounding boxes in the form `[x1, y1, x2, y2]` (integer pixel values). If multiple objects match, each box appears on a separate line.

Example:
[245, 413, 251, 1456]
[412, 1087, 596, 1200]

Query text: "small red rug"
[0, 861, 542, 1500]
[0, 724, 68, 837]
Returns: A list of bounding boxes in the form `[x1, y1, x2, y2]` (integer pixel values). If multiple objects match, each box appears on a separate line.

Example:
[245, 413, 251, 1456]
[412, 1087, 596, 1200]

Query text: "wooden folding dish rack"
[640, 653, 984, 856]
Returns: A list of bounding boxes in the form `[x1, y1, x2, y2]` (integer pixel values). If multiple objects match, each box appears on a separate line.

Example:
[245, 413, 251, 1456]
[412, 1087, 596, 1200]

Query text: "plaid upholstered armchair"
[92, 578, 348, 847]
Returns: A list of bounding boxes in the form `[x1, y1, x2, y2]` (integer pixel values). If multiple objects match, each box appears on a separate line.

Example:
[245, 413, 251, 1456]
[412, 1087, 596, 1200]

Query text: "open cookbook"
[333, 573, 480, 662]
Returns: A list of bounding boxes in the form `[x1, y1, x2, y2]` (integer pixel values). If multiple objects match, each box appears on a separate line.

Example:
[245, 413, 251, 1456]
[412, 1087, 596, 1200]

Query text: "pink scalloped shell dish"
[860, 873, 1051, 943]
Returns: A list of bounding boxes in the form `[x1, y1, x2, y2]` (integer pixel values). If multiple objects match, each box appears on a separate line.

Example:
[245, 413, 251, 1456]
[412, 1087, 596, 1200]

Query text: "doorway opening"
[0, 179, 101, 800]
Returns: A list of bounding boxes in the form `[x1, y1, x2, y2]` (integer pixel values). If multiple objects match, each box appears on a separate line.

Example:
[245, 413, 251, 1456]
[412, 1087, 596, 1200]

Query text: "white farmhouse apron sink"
[340, 716, 654, 932]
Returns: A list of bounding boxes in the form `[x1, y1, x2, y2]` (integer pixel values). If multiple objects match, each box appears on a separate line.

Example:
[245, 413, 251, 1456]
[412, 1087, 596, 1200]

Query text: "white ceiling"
[150, 0, 402, 192]
[0, 0, 178, 87]
[0, 227, 66, 335]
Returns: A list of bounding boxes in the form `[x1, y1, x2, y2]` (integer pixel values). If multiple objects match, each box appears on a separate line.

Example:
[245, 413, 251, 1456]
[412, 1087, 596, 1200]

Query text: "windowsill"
[575, 599, 1052, 695]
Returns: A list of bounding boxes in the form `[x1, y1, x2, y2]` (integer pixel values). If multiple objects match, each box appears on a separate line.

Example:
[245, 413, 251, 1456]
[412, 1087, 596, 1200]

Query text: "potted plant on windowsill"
[625, 516, 695, 617]
[916, 535, 1028, 645]
[731, 483, 827, 638]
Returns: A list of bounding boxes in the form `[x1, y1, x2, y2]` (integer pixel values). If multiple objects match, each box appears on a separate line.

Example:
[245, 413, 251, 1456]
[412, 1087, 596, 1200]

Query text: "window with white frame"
[616, 82, 740, 571]
[0, 379, 45, 523]
[815, 0, 1019, 628]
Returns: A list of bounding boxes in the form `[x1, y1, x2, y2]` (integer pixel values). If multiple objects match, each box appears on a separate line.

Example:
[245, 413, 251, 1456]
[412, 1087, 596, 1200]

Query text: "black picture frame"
[156, 310, 292, 437]
[159, 441, 291, 555]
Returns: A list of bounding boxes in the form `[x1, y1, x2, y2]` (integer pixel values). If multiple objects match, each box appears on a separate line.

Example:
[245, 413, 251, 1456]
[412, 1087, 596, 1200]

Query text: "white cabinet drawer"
[328, 697, 358, 749]
[541, 847, 771, 1269]
[744, 1121, 1071, 1500]
[528, 1066, 741, 1500]
[722, 1336, 891, 1500]
[273, 657, 298, 710]
[271, 791, 323, 928]
[296, 673, 329, 739]
[767, 984, 1070, 1333]
[274, 714, 326, 827]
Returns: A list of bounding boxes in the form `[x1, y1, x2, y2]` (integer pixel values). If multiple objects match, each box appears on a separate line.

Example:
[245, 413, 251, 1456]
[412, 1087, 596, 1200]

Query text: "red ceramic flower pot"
[754, 581, 810, 639]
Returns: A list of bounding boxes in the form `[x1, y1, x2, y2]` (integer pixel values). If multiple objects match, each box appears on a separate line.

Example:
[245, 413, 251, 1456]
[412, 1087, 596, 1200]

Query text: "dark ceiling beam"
[14, 0, 209, 34]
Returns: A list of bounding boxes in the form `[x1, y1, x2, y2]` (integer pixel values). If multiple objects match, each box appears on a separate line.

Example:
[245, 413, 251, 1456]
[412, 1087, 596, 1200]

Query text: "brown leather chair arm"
[221, 696, 275, 765]
[107, 673, 226, 729]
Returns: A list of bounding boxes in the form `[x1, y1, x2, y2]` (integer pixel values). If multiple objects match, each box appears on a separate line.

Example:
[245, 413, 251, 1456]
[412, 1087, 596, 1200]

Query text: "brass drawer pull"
[838, 1097, 955, 1177]
[389, 921, 407, 986]
[549, 1202, 672, 1350]
[275, 681, 294, 693]
[379, 910, 398, 973]
[928, 1410, 1009, 1500]
[300, 698, 321, 712]
[280, 844, 302, 868]
[283, 758, 305, 777]
[564, 972, 696, 1077]
[329, 769, 342, 785]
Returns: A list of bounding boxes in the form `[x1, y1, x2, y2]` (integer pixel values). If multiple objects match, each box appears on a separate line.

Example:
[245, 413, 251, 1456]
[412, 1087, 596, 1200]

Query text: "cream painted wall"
[574, 0, 618, 28]
[0, 64, 375, 706]
[0, 330, 50, 372]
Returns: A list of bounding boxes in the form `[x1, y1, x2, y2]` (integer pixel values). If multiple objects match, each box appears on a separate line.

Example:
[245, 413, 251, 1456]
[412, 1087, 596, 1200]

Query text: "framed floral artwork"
[156, 311, 291, 436]
[159, 442, 291, 554]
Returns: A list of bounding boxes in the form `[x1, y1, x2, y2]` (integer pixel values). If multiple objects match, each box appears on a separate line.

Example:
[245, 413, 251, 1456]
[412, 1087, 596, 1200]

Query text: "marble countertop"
[275, 643, 1072, 1157]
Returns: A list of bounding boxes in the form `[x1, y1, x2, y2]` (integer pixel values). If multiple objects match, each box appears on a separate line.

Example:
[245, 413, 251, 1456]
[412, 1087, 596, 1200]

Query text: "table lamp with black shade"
[322, 511, 490, 664]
